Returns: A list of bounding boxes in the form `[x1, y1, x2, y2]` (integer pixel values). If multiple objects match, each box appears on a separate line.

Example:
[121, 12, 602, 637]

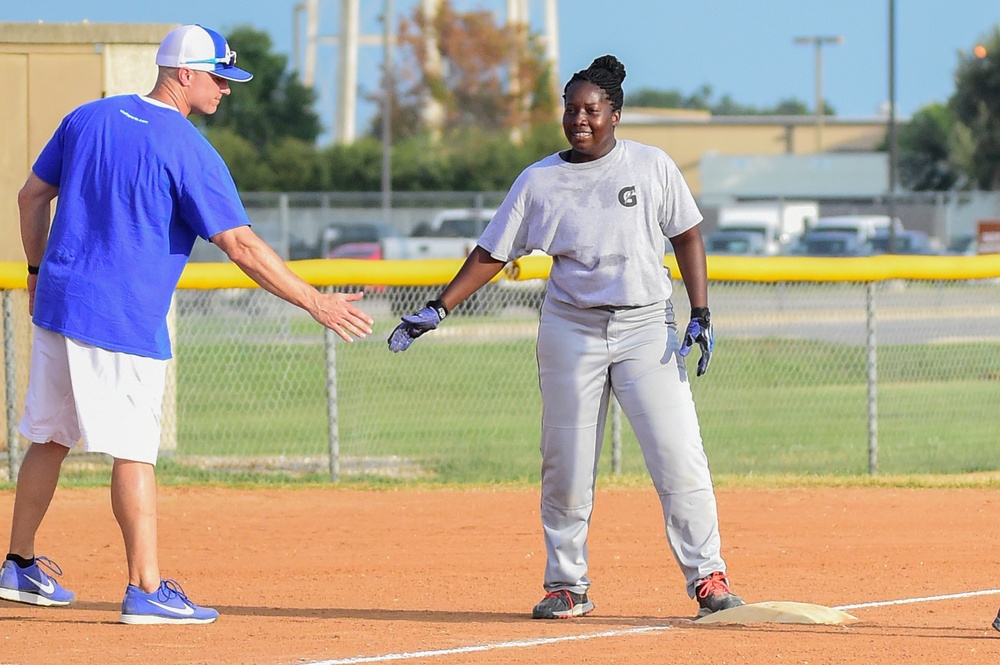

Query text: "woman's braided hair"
[563, 55, 627, 111]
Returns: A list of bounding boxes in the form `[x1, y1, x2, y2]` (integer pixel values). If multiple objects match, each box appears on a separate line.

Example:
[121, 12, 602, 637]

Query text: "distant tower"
[297, 0, 561, 144]
[507, 0, 527, 142]
[336, 0, 360, 144]
[543, 0, 560, 101]
[507, 0, 561, 139]
[421, 0, 446, 141]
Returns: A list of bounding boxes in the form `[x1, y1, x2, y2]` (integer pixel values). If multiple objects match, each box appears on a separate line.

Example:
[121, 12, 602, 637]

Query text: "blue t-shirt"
[31, 94, 251, 359]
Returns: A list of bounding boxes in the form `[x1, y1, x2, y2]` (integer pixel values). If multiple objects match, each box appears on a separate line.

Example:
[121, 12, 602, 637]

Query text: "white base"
[694, 601, 858, 625]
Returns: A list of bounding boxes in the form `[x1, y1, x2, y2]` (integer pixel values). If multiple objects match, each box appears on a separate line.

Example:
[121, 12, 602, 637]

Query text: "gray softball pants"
[536, 296, 726, 598]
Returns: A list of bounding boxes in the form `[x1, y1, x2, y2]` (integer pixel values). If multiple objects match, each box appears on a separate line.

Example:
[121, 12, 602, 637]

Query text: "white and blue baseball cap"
[155, 24, 253, 82]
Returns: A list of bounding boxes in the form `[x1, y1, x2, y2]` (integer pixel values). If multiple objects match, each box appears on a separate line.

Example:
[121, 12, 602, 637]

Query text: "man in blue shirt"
[0, 24, 373, 625]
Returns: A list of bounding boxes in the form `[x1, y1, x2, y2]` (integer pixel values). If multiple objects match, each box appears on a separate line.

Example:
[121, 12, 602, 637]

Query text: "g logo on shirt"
[618, 186, 638, 207]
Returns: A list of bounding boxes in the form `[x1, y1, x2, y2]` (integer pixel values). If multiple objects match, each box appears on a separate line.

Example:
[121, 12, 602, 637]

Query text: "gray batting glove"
[679, 306, 713, 377]
[387, 299, 448, 352]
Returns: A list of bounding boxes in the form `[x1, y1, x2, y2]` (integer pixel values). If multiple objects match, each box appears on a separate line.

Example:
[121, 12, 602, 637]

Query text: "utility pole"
[887, 0, 898, 253]
[381, 0, 395, 214]
[794, 34, 844, 152]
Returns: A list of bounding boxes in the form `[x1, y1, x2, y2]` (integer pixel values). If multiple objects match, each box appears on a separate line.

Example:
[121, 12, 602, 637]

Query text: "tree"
[364, 84, 426, 144]
[436, 124, 564, 190]
[772, 98, 811, 115]
[205, 127, 275, 191]
[198, 26, 322, 149]
[892, 103, 964, 191]
[949, 27, 1000, 189]
[389, 136, 455, 190]
[626, 86, 712, 110]
[319, 139, 385, 192]
[625, 85, 821, 116]
[387, 0, 558, 140]
[264, 138, 329, 191]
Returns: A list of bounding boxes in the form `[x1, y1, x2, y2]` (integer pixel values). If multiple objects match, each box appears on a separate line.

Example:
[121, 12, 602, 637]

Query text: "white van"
[716, 201, 819, 255]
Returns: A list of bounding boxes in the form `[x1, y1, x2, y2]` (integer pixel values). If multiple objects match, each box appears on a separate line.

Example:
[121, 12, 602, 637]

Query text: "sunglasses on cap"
[182, 50, 238, 67]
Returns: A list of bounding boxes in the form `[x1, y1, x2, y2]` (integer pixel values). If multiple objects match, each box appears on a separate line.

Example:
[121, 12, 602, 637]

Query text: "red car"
[326, 241, 383, 260]
[326, 241, 385, 293]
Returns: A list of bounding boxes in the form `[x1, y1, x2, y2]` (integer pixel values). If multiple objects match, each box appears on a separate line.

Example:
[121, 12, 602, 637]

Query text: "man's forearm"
[18, 176, 57, 265]
[232, 236, 316, 309]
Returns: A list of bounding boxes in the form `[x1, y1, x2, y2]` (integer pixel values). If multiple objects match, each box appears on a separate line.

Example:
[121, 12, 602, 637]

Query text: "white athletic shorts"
[18, 326, 167, 465]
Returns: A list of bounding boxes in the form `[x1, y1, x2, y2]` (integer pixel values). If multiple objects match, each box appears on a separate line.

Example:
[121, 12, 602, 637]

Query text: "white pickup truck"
[380, 208, 498, 260]
[374, 207, 549, 315]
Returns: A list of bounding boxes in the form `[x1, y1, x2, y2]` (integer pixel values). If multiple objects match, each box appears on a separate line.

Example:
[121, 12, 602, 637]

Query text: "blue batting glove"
[387, 299, 448, 352]
[679, 307, 713, 377]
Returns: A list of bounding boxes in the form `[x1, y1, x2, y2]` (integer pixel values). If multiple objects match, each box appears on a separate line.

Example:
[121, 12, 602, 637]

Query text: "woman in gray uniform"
[389, 54, 744, 620]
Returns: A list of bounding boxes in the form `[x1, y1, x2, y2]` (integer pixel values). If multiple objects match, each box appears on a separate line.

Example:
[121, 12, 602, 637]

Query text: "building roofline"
[621, 107, 903, 126]
[0, 22, 176, 45]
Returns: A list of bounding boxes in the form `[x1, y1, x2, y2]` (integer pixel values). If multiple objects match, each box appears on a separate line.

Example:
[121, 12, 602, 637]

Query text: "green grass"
[174, 336, 544, 482]
[149, 332, 1000, 484]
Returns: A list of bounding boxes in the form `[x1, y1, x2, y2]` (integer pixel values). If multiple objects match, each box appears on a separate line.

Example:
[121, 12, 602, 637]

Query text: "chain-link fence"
[2, 265, 1000, 484]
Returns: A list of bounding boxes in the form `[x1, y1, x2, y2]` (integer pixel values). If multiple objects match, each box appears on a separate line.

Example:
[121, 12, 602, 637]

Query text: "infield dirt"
[1, 485, 999, 664]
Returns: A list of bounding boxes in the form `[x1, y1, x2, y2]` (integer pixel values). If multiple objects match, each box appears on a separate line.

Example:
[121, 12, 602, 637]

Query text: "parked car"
[810, 214, 902, 245]
[705, 229, 768, 255]
[326, 241, 385, 294]
[321, 222, 401, 256]
[326, 241, 383, 260]
[790, 230, 872, 257]
[946, 233, 977, 256]
[869, 229, 938, 255]
[420, 208, 497, 238]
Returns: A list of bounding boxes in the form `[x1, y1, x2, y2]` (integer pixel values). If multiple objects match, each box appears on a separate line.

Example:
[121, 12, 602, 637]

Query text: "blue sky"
[6, 1, 1000, 142]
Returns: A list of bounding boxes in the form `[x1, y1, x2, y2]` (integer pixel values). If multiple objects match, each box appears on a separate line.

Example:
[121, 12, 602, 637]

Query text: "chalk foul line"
[304, 626, 670, 664]
[835, 587, 1000, 611]
[296, 588, 1000, 665]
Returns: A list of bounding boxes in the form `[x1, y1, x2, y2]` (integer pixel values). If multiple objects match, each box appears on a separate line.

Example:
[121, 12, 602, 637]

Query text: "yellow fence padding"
[3, 253, 1000, 291]
[489, 253, 1000, 283]
[703, 253, 1000, 282]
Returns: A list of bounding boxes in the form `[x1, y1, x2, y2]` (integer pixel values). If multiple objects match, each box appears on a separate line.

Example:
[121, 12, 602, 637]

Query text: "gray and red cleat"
[531, 589, 595, 619]
[695, 571, 745, 617]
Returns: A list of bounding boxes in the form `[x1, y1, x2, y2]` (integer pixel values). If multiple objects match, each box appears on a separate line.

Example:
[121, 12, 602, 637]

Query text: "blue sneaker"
[119, 579, 219, 625]
[0, 556, 75, 606]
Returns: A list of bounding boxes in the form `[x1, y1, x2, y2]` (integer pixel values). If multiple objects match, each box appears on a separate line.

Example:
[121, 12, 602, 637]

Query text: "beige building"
[617, 107, 890, 196]
[0, 22, 175, 263]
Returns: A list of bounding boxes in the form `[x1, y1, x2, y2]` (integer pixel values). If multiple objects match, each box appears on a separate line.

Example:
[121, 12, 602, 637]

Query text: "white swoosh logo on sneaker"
[25, 574, 56, 595]
[147, 599, 196, 616]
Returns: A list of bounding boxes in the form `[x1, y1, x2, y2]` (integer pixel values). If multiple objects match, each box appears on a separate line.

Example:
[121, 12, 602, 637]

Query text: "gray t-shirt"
[478, 139, 703, 309]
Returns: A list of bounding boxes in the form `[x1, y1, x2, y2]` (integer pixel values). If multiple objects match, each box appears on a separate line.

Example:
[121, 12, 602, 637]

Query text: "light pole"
[887, 0, 898, 253]
[381, 0, 395, 214]
[794, 35, 844, 152]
